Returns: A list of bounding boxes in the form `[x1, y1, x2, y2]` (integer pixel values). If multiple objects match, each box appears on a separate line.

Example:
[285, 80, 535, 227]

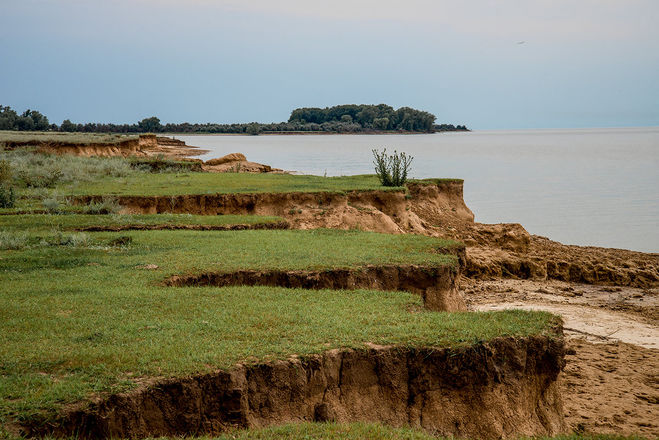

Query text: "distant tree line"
[0, 106, 51, 131]
[0, 104, 468, 135]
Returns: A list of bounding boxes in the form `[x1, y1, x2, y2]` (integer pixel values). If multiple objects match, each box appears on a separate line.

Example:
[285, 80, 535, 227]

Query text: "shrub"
[83, 197, 120, 215]
[51, 231, 91, 247]
[42, 197, 62, 214]
[0, 185, 16, 208]
[0, 159, 12, 184]
[0, 231, 27, 250]
[372, 148, 413, 187]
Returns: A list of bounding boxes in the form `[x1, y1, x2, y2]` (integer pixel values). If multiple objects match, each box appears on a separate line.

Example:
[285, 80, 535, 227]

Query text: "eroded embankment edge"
[75, 221, 290, 232]
[20, 334, 566, 440]
[164, 262, 466, 312]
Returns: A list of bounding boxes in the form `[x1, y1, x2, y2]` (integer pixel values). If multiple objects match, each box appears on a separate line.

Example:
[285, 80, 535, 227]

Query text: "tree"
[138, 116, 162, 133]
[15, 115, 35, 131]
[0, 105, 18, 130]
[22, 110, 49, 130]
[373, 117, 389, 130]
[246, 122, 261, 135]
[60, 119, 76, 132]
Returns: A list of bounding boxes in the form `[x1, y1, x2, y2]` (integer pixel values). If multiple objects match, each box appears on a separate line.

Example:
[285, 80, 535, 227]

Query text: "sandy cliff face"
[164, 263, 466, 312]
[4, 135, 206, 158]
[74, 182, 658, 288]
[23, 336, 565, 440]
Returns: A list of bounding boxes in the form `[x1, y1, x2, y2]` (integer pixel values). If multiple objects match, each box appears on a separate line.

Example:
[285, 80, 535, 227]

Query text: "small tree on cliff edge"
[372, 148, 413, 187]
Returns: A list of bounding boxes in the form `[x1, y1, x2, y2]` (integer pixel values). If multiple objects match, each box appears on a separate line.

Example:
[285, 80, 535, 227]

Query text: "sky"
[1, 0, 658, 129]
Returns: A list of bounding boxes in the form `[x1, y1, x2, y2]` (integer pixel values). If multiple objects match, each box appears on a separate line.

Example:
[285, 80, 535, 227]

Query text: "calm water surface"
[179, 128, 659, 252]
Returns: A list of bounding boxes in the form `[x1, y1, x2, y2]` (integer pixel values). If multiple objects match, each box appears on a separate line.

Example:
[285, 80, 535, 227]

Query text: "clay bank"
[22, 335, 565, 439]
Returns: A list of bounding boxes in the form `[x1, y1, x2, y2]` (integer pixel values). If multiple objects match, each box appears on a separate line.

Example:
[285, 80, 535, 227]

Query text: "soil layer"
[164, 263, 466, 312]
[464, 278, 659, 437]
[23, 336, 565, 440]
[74, 181, 658, 289]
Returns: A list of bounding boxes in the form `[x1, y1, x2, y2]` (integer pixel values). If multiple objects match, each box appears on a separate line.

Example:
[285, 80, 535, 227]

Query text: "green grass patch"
[0, 131, 136, 145]
[0, 229, 556, 425]
[408, 178, 464, 185]
[35, 173, 401, 197]
[0, 214, 285, 232]
[206, 423, 650, 440]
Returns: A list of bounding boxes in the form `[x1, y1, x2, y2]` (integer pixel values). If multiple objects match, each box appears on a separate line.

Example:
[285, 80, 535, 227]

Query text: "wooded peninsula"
[0, 104, 468, 135]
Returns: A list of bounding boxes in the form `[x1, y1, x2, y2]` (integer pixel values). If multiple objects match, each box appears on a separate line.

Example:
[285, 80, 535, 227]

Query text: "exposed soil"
[464, 278, 659, 437]
[74, 182, 471, 237]
[75, 221, 290, 232]
[202, 153, 285, 174]
[4, 134, 209, 158]
[75, 181, 659, 290]
[164, 263, 466, 312]
[562, 339, 658, 437]
[22, 336, 565, 440]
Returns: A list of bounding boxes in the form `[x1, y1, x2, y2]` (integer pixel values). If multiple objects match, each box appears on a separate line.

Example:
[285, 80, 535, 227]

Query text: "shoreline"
[165, 130, 469, 137]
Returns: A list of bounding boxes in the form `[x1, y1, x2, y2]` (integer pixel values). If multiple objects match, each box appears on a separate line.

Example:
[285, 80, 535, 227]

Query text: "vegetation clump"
[129, 155, 203, 173]
[0, 159, 16, 208]
[373, 148, 414, 187]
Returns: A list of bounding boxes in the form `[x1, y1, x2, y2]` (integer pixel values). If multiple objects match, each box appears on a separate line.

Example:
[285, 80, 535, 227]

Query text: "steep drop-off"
[74, 180, 659, 288]
[23, 335, 566, 440]
[164, 263, 466, 312]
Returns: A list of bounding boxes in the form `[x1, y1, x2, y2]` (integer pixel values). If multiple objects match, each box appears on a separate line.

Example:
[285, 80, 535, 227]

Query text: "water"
[178, 128, 659, 252]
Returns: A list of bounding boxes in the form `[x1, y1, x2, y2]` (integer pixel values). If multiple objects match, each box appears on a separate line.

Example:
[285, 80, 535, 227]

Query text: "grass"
[0, 131, 137, 145]
[408, 178, 464, 185]
[0, 149, 563, 437]
[204, 423, 651, 440]
[0, 214, 285, 232]
[0, 228, 557, 426]
[30, 173, 403, 197]
[0, 147, 465, 202]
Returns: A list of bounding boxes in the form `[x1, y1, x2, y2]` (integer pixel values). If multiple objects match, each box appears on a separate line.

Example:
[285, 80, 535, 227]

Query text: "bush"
[0, 185, 16, 208]
[0, 159, 17, 208]
[372, 148, 413, 187]
[42, 197, 62, 214]
[0, 159, 12, 184]
[0, 231, 27, 250]
[83, 197, 120, 215]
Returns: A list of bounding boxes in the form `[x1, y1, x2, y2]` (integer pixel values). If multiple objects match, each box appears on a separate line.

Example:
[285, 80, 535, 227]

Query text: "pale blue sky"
[1, 0, 658, 129]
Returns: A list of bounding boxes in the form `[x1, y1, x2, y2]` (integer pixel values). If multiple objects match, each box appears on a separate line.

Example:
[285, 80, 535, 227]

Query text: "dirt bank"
[74, 181, 471, 236]
[75, 180, 658, 288]
[464, 278, 659, 437]
[22, 335, 565, 440]
[3, 134, 209, 158]
[164, 263, 466, 312]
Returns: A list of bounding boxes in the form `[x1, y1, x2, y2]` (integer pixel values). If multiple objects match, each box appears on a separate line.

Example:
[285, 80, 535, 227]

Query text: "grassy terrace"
[0, 131, 136, 145]
[0, 227, 557, 427]
[52, 175, 463, 197]
[0, 213, 285, 231]
[1, 146, 462, 204]
[30, 173, 404, 197]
